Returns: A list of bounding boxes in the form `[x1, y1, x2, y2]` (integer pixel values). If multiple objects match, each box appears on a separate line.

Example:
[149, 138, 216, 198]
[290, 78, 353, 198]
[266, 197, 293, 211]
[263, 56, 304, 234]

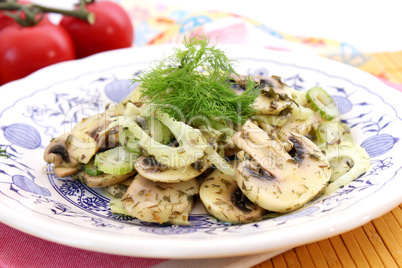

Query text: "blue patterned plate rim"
[0, 45, 401, 258]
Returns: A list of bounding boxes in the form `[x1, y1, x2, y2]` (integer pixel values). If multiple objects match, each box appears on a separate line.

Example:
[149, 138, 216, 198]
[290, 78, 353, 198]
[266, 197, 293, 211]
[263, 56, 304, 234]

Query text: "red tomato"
[0, 10, 16, 31]
[0, 23, 76, 85]
[0, 1, 50, 31]
[59, 1, 134, 59]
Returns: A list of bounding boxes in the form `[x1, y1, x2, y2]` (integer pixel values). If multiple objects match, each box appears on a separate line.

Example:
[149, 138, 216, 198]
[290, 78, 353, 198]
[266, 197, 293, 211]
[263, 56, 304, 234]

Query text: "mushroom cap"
[200, 168, 266, 224]
[273, 111, 322, 140]
[233, 121, 331, 213]
[53, 166, 79, 178]
[273, 116, 312, 139]
[254, 95, 292, 115]
[73, 112, 120, 150]
[43, 131, 97, 167]
[121, 175, 199, 225]
[230, 74, 293, 115]
[135, 156, 210, 183]
[79, 170, 136, 188]
[73, 113, 108, 140]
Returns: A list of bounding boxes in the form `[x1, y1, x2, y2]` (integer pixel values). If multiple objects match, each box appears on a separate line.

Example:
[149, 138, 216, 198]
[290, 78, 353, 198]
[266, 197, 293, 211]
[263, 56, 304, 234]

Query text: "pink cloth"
[0, 222, 166, 268]
[378, 77, 402, 92]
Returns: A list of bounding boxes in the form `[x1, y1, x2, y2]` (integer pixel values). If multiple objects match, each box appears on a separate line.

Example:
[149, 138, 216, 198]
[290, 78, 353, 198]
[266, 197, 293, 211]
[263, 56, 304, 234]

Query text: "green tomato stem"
[0, 0, 95, 26]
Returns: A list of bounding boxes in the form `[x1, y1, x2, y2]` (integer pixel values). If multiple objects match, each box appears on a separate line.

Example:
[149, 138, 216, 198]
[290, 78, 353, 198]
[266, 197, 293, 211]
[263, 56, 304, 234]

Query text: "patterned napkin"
[1, 1, 401, 268]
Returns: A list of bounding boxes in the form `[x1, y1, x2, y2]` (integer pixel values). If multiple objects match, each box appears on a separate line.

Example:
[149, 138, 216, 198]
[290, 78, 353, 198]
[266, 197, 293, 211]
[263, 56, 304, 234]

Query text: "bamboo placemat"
[253, 51, 402, 268]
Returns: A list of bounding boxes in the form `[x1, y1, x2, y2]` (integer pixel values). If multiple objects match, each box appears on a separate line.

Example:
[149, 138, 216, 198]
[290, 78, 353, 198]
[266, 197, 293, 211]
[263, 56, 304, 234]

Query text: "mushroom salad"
[44, 36, 370, 225]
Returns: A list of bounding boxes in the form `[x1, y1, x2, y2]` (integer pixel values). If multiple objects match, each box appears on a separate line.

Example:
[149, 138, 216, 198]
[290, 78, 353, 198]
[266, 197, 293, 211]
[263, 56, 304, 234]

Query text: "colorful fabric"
[121, 0, 401, 88]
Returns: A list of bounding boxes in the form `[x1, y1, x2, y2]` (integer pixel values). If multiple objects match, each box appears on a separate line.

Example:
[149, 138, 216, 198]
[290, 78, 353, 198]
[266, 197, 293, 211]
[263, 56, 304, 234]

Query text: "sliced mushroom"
[73, 113, 108, 141]
[221, 135, 240, 158]
[135, 156, 210, 183]
[43, 131, 97, 167]
[272, 109, 323, 144]
[198, 127, 220, 152]
[230, 74, 294, 115]
[198, 124, 238, 157]
[254, 95, 292, 115]
[104, 177, 134, 198]
[53, 166, 79, 178]
[44, 112, 116, 170]
[253, 114, 288, 129]
[73, 112, 120, 150]
[200, 168, 266, 224]
[273, 116, 313, 138]
[121, 175, 199, 225]
[104, 125, 121, 149]
[78, 170, 136, 188]
[232, 121, 331, 213]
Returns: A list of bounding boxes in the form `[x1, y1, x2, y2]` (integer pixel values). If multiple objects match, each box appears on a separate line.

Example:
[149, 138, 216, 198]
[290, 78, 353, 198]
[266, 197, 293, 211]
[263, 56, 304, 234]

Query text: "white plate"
[0, 45, 401, 259]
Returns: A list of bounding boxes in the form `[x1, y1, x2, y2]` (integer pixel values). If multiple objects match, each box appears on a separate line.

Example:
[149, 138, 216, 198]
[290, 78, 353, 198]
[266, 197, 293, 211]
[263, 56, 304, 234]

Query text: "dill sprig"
[133, 35, 260, 125]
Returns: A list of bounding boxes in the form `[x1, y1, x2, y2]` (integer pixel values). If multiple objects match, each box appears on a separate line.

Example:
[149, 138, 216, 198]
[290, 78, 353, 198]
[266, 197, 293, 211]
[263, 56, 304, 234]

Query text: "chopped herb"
[138, 189, 146, 196]
[220, 178, 231, 188]
[310, 153, 321, 160]
[0, 147, 8, 158]
[213, 199, 226, 206]
[156, 185, 166, 191]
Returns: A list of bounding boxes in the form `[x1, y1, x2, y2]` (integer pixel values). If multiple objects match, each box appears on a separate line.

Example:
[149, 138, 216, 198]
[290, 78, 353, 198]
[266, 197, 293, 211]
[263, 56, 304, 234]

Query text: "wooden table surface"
[253, 51, 402, 268]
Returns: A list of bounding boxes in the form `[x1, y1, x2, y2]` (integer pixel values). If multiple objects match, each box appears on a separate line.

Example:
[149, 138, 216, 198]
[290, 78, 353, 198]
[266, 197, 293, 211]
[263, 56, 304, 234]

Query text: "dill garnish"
[133, 35, 260, 125]
[0, 147, 8, 158]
